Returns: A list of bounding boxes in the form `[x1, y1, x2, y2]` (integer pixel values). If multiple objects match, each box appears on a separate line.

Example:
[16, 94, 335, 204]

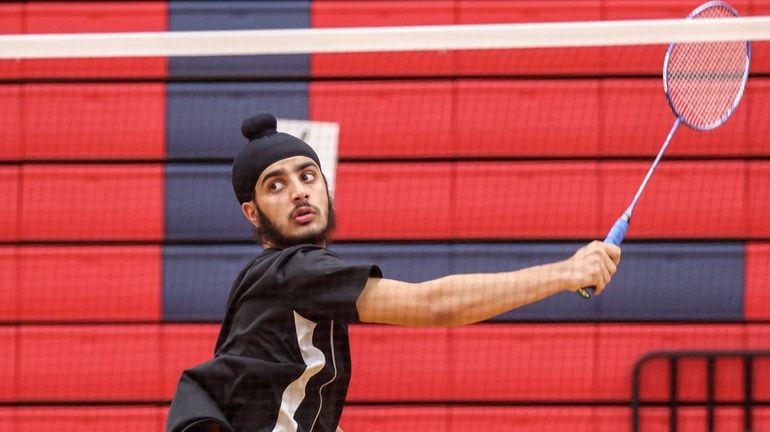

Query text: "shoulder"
[275, 244, 344, 265]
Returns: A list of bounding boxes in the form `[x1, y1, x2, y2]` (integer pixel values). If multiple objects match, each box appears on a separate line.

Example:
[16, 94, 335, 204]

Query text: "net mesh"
[2, 1, 770, 431]
[666, 3, 750, 129]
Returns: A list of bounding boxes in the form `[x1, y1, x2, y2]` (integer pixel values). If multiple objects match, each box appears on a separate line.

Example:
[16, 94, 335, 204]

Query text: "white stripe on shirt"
[272, 312, 326, 432]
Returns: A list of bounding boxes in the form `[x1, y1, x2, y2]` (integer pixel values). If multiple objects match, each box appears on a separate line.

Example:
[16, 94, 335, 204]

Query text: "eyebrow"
[260, 161, 319, 187]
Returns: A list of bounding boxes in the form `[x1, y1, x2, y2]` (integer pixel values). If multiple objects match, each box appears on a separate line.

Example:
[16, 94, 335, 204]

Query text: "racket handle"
[576, 215, 629, 300]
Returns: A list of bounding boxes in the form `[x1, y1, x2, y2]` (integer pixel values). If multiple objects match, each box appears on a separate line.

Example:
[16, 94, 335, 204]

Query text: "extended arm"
[356, 241, 620, 327]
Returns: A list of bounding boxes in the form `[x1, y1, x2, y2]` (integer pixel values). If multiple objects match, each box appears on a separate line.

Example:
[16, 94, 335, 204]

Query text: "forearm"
[419, 260, 572, 327]
[357, 241, 620, 327]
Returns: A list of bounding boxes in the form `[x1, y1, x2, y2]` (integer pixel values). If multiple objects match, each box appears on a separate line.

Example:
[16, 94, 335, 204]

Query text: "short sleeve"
[277, 246, 382, 323]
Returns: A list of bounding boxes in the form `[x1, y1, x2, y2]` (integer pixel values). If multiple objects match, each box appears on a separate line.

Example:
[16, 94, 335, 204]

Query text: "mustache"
[289, 201, 321, 220]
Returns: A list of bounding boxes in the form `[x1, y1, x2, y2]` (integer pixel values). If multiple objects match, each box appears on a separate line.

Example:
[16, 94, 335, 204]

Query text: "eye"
[268, 181, 286, 192]
[301, 171, 316, 183]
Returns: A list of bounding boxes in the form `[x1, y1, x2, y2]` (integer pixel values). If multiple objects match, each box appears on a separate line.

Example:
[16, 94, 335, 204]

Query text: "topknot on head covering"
[231, 112, 322, 204]
[241, 112, 277, 141]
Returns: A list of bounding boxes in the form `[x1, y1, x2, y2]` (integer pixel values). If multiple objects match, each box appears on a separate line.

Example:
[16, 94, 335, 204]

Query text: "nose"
[290, 178, 310, 203]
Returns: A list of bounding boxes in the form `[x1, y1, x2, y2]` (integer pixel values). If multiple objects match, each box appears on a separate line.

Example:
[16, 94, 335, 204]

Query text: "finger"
[604, 244, 622, 264]
[591, 255, 612, 296]
[601, 250, 617, 277]
[593, 268, 607, 295]
[600, 258, 611, 287]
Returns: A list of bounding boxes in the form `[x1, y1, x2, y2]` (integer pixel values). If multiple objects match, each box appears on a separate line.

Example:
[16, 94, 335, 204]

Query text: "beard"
[255, 196, 337, 249]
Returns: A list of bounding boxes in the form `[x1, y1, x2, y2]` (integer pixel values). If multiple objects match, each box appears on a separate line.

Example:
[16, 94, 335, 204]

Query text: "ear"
[241, 201, 261, 228]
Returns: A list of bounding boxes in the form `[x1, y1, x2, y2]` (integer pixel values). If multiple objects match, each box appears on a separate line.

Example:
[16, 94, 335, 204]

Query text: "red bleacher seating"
[17, 246, 161, 322]
[22, 2, 167, 79]
[20, 165, 163, 241]
[23, 84, 166, 159]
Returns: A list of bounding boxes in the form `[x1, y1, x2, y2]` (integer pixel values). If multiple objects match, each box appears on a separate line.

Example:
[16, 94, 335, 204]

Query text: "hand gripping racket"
[577, 0, 751, 299]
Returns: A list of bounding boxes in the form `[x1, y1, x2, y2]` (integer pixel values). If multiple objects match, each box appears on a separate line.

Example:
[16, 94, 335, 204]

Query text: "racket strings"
[665, 4, 748, 129]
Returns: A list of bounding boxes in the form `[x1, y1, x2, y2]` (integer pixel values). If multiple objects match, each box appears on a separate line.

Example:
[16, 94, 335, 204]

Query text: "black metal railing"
[632, 350, 770, 432]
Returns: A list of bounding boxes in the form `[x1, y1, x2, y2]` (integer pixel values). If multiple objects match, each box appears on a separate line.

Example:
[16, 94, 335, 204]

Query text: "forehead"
[257, 156, 319, 183]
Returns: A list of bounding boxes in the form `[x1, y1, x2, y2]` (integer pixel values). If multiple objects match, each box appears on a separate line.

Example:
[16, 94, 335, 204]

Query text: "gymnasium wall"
[1, 1, 769, 431]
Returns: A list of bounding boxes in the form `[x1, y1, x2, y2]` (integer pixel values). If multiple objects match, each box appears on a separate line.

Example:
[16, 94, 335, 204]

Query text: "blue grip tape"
[604, 216, 629, 246]
[577, 215, 629, 300]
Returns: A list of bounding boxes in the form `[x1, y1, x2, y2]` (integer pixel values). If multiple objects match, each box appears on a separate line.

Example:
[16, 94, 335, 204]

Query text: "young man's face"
[242, 155, 334, 248]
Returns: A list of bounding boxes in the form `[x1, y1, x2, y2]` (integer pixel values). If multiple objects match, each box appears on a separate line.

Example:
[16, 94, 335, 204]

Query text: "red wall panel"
[456, 81, 600, 157]
[18, 246, 162, 322]
[334, 161, 760, 240]
[449, 325, 596, 401]
[0, 328, 16, 402]
[0, 247, 17, 321]
[161, 324, 219, 399]
[746, 244, 770, 320]
[750, 1, 770, 74]
[18, 325, 162, 401]
[311, 81, 454, 158]
[340, 406, 449, 432]
[23, 84, 166, 160]
[340, 406, 770, 432]
[453, 162, 600, 239]
[604, 0, 757, 75]
[312, 1, 766, 78]
[457, 1, 603, 76]
[599, 161, 748, 239]
[601, 80, 750, 157]
[22, 2, 167, 79]
[747, 79, 770, 156]
[311, 1, 455, 77]
[351, 324, 757, 402]
[13, 407, 163, 432]
[0, 86, 22, 160]
[0, 3, 22, 79]
[748, 162, 770, 238]
[313, 79, 761, 159]
[20, 164, 163, 241]
[348, 327, 450, 401]
[596, 325, 746, 400]
[0, 167, 19, 241]
[334, 163, 452, 240]
[8, 323, 767, 402]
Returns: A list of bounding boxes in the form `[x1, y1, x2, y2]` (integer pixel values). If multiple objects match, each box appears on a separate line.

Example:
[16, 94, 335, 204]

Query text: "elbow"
[424, 287, 466, 328]
[426, 302, 457, 327]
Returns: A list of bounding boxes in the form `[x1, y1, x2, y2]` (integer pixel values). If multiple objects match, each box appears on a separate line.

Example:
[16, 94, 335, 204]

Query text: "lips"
[292, 206, 317, 224]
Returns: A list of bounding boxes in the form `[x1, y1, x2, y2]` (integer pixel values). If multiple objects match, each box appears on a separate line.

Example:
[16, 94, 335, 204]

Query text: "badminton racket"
[577, 0, 751, 299]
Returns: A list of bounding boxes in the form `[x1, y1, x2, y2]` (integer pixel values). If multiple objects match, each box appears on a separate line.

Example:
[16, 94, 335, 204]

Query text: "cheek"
[258, 196, 288, 221]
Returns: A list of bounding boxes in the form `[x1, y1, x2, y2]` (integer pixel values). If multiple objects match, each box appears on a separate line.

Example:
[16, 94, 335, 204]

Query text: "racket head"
[663, 0, 751, 131]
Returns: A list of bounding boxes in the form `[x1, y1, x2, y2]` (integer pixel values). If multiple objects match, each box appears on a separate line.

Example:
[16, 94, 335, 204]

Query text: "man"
[167, 113, 621, 432]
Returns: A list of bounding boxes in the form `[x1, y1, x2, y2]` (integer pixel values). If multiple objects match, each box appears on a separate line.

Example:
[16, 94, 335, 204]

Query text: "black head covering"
[231, 113, 322, 203]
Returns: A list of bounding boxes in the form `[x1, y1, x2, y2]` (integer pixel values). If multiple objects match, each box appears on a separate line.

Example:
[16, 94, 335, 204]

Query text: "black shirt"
[167, 245, 382, 432]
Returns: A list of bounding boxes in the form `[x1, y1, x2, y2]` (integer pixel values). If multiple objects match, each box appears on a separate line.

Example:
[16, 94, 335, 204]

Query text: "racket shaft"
[577, 119, 680, 300]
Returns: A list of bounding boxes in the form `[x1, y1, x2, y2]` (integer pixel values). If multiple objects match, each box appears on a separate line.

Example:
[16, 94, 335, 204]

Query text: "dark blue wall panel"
[450, 244, 598, 320]
[166, 82, 308, 159]
[162, 243, 451, 321]
[168, 1, 310, 78]
[332, 244, 452, 284]
[162, 242, 744, 322]
[596, 243, 744, 321]
[165, 164, 252, 241]
[164, 245, 257, 321]
[452, 243, 744, 321]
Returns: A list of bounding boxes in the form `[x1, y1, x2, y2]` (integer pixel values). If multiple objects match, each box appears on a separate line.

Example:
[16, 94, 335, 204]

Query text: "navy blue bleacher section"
[166, 83, 308, 159]
[162, 243, 744, 322]
[162, 243, 452, 322]
[596, 243, 744, 321]
[333, 243, 453, 284]
[453, 243, 745, 321]
[164, 164, 252, 241]
[163, 245, 256, 321]
[168, 1, 310, 79]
